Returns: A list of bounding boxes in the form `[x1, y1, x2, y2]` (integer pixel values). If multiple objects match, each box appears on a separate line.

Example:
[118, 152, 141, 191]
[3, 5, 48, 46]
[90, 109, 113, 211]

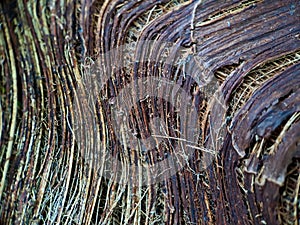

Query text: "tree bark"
[0, 0, 299, 224]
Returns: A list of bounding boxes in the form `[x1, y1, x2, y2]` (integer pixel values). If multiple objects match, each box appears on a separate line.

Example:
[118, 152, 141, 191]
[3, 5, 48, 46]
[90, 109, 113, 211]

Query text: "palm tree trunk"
[0, 0, 299, 224]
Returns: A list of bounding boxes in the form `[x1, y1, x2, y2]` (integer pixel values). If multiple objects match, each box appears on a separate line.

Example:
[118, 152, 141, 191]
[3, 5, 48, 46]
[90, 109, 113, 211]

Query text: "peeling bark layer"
[0, 0, 299, 224]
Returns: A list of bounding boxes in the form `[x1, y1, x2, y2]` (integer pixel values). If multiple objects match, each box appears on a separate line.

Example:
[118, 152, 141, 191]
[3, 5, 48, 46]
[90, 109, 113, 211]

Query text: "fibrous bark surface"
[0, 0, 299, 224]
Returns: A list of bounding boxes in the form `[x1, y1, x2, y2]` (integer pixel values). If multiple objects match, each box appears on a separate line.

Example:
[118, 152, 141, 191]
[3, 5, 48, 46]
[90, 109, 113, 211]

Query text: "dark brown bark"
[0, 0, 299, 224]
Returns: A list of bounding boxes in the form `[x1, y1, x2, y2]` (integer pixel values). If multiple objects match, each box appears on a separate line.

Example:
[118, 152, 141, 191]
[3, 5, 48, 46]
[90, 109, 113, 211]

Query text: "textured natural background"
[0, 0, 299, 224]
